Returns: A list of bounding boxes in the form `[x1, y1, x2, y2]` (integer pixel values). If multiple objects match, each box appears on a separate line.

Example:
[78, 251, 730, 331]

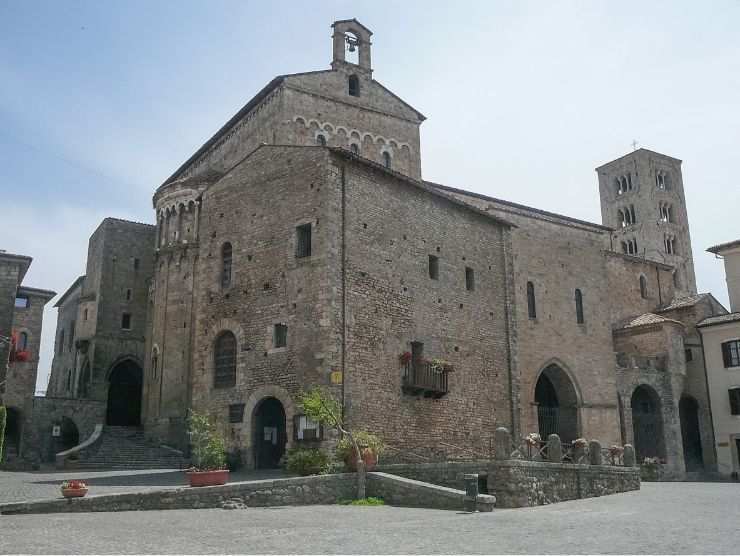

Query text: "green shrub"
[340, 497, 385, 506]
[0, 406, 5, 463]
[188, 411, 226, 471]
[285, 447, 331, 476]
[335, 431, 385, 461]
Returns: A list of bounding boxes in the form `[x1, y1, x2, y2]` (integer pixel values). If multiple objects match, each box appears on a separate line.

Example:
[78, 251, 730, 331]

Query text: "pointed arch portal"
[106, 359, 143, 426]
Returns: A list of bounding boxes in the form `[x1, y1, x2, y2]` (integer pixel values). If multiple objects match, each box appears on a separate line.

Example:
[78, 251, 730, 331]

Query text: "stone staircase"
[72, 426, 188, 470]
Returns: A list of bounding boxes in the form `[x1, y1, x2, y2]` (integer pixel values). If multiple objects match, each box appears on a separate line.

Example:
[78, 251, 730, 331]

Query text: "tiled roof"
[619, 313, 684, 330]
[707, 239, 740, 254]
[697, 313, 740, 328]
[657, 293, 709, 312]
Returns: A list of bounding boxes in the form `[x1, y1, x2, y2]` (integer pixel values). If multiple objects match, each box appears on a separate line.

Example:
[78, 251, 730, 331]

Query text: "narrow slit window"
[274, 324, 288, 349]
[428, 255, 439, 280]
[382, 151, 391, 169]
[221, 242, 232, 288]
[465, 267, 475, 291]
[639, 275, 648, 299]
[296, 224, 312, 258]
[527, 281, 537, 319]
[575, 289, 584, 324]
[348, 75, 360, 97]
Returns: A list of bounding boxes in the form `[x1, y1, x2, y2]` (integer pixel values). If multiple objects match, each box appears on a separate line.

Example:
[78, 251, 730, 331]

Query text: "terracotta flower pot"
[344, 449, 378, 472]
[186, 469, 229, 487]
[61, 487, 88, 498]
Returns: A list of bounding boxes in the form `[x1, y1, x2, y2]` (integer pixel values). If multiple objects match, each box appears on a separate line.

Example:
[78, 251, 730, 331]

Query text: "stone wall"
[375, 461, 491, 490]
[488, 460, 640, 508]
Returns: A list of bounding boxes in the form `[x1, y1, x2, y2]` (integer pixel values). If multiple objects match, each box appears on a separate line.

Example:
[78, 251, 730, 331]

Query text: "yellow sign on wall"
[330, 371, 343, 384]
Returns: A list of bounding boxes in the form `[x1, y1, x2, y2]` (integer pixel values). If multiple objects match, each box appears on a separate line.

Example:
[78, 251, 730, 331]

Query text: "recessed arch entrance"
[253, 397, 287, 469]
[106, 359, 143, 426]
[631, 384, 665, 462]
[534, 364, 580, 442]
[3, 407, 22, 460]
[679, 395, 704, 471]
[60, 416, 80, 451]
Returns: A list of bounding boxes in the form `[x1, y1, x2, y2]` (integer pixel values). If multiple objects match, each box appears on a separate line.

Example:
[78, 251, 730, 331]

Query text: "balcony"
[402, 360, 450, 398]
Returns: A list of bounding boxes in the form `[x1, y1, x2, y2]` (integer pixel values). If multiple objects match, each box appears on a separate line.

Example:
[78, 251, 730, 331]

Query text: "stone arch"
[294, 116, 306, 126]
[323, 123, 334, 133]
[336, 126, 348, 137]
[631, 384, 666, 462]
[243, 385, 296, 469]
[106, 357, 143, 426]
[533, 361, 581, 442]
[60, 416, 80, 452]
[679, 395, 704, 471]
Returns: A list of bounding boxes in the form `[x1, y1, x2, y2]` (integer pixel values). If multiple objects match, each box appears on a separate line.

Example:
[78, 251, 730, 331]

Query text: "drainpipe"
[341, 165, 347, 422]
[698, 329, 719, 471]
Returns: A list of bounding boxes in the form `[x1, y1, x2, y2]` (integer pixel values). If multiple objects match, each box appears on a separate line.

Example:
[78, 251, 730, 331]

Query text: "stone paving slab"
[0, 483, 739, 554]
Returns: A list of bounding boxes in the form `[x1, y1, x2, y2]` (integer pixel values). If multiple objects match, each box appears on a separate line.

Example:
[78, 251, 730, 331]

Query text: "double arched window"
[221, 242, 232, 289]
[214, 331, 237, 388]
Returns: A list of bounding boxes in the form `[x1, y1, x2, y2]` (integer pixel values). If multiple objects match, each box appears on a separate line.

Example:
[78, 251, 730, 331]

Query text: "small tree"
[187, 411, 226, 471]
[0, 406, 6, 464]
[299, 387, 369, 499]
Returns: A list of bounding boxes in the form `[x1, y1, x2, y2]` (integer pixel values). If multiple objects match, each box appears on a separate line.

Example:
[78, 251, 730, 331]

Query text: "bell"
[348, 43, 356, 53]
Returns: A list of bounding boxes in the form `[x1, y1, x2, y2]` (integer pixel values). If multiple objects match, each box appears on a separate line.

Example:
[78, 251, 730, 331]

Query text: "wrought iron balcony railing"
[402, 361, 449, 398]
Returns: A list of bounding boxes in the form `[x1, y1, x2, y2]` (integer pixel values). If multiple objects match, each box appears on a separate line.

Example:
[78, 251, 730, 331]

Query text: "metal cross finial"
[631, 139, 639, 151]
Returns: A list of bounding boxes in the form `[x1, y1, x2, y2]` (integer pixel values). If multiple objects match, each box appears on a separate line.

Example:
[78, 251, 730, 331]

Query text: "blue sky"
[1, 1, 739, 392]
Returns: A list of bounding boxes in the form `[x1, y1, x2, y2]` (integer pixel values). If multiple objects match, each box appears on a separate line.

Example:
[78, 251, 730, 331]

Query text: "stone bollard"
[494, 427, 511, 460]
[547, 434, 562, 463]
[623, 444, 636, 467]
[588, 440, 602, 465]
[573, 443, 587, 464]
[463, 474, 479, 512]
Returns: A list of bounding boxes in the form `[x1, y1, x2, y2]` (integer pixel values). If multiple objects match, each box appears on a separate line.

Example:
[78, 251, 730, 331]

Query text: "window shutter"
[722, 342, 731, 368]
[729, 389, 740, 416]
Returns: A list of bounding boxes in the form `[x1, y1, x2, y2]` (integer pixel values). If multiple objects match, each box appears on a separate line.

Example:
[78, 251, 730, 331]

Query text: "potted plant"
[285, 447, 331, 476]
[399, 352, 412, 365]
[60, 479, 88, 498]
[186, 411, 229, 487]
[336, 431, 385, 472]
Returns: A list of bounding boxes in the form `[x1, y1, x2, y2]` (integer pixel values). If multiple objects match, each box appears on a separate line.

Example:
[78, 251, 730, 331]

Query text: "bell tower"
[331, 19, 372, 76]
[596, 148, 697, 296]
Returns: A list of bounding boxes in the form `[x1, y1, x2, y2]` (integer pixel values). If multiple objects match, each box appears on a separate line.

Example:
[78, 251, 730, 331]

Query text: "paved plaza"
[0, 476, 739, 554]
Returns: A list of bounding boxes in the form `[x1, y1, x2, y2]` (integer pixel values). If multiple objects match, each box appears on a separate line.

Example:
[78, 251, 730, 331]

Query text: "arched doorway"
[60, 417, 80, 451]
[631, 385, 665, 462]
[679, 395, 704, 471]
[106, 359, 143, 426]
[3, 407, 22, 460]
[253, 397, 286, 469]
[535, 364, 579, 442]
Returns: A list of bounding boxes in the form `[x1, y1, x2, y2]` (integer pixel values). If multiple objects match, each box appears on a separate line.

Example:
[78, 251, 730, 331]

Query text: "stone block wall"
[487, 460, 640, 508]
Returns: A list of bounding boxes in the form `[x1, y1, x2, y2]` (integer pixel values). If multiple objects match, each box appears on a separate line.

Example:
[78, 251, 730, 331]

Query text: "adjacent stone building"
[698, 239, 740, 477]
[36, 18, 726, 477]
[0, 251, 55, 464]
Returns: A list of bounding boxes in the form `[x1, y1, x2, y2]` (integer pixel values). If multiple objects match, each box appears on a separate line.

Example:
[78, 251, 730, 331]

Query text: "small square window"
[121, 313, 132, 330]
[428, 255, 439, 280]
[296, 224, 312, 258]
[274, 323, 288, 348]
[685, 348, 693, 363]
[465, 267, 475, 291]
[229, 403, 246, 423]
[14, 296, 29, 308]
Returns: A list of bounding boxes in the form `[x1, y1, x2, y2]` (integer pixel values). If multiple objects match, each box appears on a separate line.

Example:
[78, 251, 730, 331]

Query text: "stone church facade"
[36, 19, 725, 476]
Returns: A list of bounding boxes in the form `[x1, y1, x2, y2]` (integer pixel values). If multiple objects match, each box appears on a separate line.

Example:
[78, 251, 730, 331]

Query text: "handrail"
[55, 423, 104, 469]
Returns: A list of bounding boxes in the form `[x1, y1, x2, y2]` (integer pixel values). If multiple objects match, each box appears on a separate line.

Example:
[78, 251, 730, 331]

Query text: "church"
[26, 19, 726, 477]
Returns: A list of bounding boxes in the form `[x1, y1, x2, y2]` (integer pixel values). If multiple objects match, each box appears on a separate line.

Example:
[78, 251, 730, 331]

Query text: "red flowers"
[399, 352, 412, 364]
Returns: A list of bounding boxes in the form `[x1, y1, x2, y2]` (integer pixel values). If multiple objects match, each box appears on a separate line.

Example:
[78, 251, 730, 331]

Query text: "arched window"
[350, 143, 359, 155]
[639, 275, 648, 299]
[214, 331, 237, 388]
[221, 242, 232, 288]
[316, 134, 327, 146]
[575, 289, 584, 324]
[18, 331, 28, 351]
[348, 74, 360, 97]
[527, 281, 537, 319]
[382, 151, 391, 169]
[151, 350, 159, 382]
[79, 363, 91, 398]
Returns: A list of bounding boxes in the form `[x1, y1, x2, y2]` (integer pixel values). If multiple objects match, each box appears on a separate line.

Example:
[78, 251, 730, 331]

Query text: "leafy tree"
[299, 386, 372, 499]
[187, 411, 227, 471]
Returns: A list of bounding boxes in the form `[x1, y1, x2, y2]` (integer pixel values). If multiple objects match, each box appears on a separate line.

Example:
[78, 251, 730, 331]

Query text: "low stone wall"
[367, 472, 494, 511]
[0, 472, 491, 515]
[0, 473, 358, 515]
[375, 461, 490, 490]
[488, 460, 640, 508]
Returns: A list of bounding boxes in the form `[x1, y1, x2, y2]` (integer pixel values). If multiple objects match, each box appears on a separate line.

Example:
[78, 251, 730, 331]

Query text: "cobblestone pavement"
[0, 467, 290, 505]
[1, 482, 739, 554]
